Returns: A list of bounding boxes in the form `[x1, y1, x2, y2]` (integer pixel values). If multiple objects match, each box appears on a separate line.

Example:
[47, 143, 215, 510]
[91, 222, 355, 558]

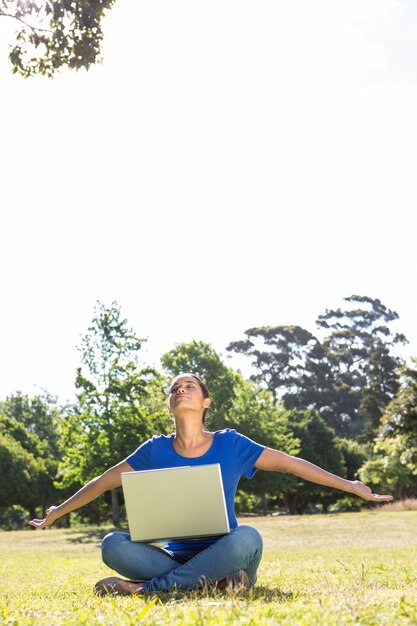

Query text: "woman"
[29, 373, 393, 595]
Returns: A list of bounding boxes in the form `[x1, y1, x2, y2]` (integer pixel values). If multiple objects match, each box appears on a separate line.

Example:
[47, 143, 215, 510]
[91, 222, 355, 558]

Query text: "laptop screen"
[121, 463, 230, 542]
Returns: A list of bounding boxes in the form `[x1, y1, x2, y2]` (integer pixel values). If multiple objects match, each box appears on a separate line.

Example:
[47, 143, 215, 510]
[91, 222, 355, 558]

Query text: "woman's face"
[168, 376, 210, 415]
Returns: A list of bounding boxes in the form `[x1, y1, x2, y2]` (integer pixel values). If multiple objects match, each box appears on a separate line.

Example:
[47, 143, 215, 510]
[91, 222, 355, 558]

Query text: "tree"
[359, 359, 417, 498]
[226, 325, 322, 402]
[0, 391, 62, 458]
[274, 409, 346, 514]
[226, 296, 407, 440]
[0, 413, 59, 519]
[0, 0, 115, 77]
[0, 412, 47, 457]
[316, 295, 406, 439]
[221, 373, 301, 515]
[335, 437, 368, 484]
[359, 435, 417, 500]
[60, 301, 171, 525]
[0, 394, 63, 521]
[378, 359, 417, 442]
[0, 431, 39, 510]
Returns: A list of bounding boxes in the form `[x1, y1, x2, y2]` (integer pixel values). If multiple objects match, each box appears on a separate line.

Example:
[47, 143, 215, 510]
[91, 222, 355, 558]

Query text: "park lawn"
[0, 511, 416, 625]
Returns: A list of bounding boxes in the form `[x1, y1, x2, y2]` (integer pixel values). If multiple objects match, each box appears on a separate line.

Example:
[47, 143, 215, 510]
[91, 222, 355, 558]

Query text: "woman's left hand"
[350, 480, 393, 501]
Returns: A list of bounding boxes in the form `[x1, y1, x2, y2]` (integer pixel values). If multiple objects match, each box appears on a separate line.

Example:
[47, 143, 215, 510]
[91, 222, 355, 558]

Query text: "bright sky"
[0, 0, 416, 404]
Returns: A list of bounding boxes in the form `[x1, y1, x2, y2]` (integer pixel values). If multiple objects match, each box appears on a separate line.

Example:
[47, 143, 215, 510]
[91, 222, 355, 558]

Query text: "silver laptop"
[121, 463, 230, 542]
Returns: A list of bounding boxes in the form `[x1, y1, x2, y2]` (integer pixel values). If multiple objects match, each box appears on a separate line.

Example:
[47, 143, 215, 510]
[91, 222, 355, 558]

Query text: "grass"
[1, 510, 417, 625]
[379, 498, 417, 512]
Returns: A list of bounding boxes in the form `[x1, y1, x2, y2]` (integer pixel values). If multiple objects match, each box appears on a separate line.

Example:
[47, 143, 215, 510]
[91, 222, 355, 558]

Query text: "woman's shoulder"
[212, 428, 239, 439]
[151, 432, 174, 442]
[142, 432, 174, 447]
[212, 428, 260, 446]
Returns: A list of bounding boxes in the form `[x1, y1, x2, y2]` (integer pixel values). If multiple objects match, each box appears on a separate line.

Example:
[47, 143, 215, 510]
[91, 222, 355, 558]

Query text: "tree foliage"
[0, 0, 115, 77]
[316, 295, 406, 439]
[59, 301, 171, 524]
[222, 374, 301, 514]
[226, 295, 407, 441]
[272, 409, 347, 514]
[359, 435, 417, 499]
[0, 392, 62, 457]
[227, 325, 321, 401]
[0, 413, 59, 515]
[1, 295, 414, 526]
[359, 359, 417, 498]
[0, 430, 39, 508]
[0, 393, 63, 518]
[378, 359, 417, 441]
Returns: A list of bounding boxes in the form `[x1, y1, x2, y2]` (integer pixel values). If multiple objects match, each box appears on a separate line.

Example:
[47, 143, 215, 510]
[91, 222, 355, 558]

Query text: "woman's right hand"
[28, 505, 60, 529]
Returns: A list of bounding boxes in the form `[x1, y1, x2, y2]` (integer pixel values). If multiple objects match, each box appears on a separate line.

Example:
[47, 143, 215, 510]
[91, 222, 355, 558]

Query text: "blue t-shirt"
[126, 428, 265, 552]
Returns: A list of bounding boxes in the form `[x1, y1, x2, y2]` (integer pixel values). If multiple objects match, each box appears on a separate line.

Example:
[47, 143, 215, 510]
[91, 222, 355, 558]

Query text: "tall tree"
[1, 0, 115, 77]
[273, 409, 346, 514]
[0, 392, 62, 458]
[0, 393, 63, 520]
[0, 413, 59, 519]
[359, 434, 417, 500]
[221, 373, 301, 515]
[0, 430, 38, 511]
[360, 358, 417, 498]
[62, 301, 171, 524]
[226, 326, 322, 402]
[227, 296, 407, 440]
[378, 359, 417, 443]
[317, 295, 406, 438]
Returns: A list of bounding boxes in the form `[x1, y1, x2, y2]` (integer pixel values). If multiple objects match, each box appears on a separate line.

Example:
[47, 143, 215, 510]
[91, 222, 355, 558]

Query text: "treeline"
[1, 296, 416, 529]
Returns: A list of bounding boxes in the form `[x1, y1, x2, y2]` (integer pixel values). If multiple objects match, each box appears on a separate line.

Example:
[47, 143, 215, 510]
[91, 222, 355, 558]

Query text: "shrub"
[0, 505, 28, 530]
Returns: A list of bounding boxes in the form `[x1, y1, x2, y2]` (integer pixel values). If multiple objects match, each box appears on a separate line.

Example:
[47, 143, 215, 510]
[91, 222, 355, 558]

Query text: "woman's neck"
[173, 420, 211, 450]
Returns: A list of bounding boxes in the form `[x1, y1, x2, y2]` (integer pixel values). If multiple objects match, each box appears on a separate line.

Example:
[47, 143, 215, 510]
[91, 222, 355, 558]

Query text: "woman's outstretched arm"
[28, 459, 133, 529]
[254, 448, 393, 502]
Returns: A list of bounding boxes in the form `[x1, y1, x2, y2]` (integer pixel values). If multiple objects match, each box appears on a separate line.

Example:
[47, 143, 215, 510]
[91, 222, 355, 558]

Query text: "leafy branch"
[0, 0, 116, 77]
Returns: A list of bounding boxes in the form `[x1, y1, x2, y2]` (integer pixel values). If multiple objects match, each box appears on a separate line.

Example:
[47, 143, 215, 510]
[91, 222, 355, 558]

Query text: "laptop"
[121, 463, 230, 542]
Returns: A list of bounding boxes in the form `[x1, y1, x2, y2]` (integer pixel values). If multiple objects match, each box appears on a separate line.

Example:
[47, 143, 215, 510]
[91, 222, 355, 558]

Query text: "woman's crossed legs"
[98, 525, 263, 594]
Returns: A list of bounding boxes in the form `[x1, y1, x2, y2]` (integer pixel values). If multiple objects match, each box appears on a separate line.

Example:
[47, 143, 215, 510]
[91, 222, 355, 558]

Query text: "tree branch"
[0, 11, 51, 33]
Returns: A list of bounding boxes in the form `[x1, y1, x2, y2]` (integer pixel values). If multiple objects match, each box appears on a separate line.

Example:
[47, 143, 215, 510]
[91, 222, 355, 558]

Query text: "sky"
[0, 0, 416, 405]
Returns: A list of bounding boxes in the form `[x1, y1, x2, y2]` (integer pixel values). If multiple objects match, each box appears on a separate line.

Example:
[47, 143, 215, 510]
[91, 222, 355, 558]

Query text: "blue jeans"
[101, 525, 263, 593]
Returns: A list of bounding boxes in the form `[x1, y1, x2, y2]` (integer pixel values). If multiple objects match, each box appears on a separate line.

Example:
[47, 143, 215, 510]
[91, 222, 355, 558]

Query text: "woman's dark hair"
[169, 372, 211, 425]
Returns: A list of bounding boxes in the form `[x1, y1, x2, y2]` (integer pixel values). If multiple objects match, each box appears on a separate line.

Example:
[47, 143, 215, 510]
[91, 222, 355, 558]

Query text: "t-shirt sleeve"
[230, 429, 265, 479]
[125, 437, 153, 470]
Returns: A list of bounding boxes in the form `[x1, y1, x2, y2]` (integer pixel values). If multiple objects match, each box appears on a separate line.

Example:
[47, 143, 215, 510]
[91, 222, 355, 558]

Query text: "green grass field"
[1, 510, 416, 625]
